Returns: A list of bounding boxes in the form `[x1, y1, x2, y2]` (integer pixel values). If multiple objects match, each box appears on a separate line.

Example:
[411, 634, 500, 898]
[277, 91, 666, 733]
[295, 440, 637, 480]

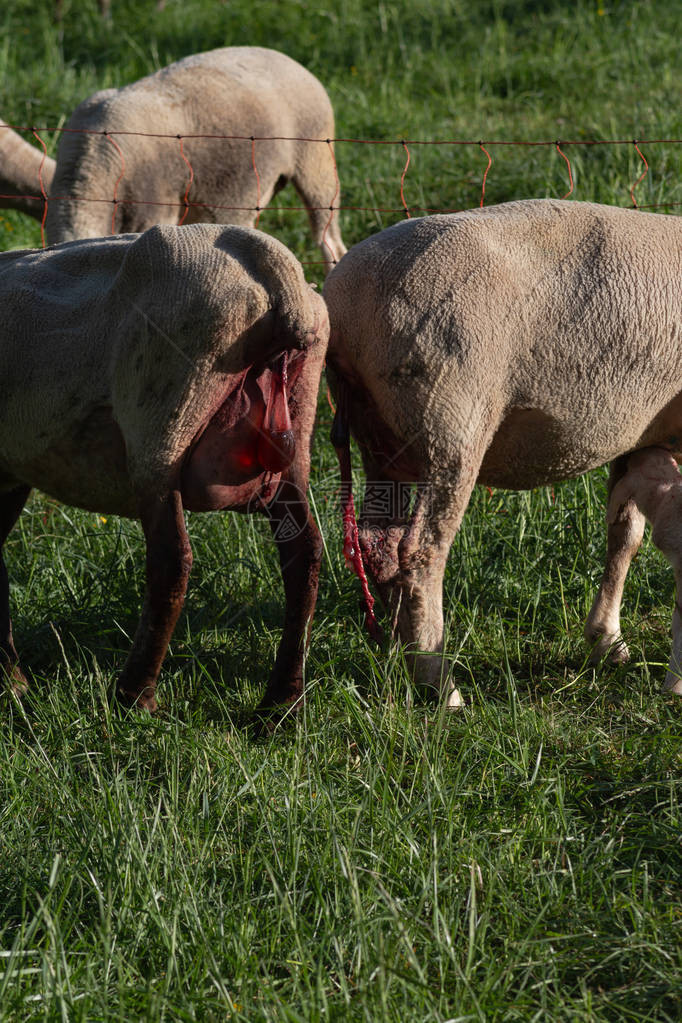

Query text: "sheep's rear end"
[0, 222, 328, 718]
[323, 198, 682, 703]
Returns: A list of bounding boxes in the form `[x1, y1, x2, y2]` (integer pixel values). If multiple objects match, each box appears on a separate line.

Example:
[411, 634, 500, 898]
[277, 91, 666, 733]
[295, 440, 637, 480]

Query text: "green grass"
[1, 1, 681, 1019]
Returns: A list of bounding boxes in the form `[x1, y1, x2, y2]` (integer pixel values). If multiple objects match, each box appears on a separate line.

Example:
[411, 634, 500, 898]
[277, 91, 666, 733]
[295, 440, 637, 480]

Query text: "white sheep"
[0, 222, 328, 714]
[45, 47, 346, 270]
[322, 198, 682, 703]
[0, 120, 55, 221]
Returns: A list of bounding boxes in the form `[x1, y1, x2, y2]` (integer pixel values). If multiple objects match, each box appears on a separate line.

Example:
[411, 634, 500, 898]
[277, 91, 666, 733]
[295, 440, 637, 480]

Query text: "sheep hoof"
[419, 679, 465, 710]
[585, 628, 630, 666]
[445, 686, 465, 710]
[115, 685, 158, 714]
[607, 640, 631, 665]
[663, 670, 682, 695]
[3, 664, 29, 699]
[252, 696, 303, 736]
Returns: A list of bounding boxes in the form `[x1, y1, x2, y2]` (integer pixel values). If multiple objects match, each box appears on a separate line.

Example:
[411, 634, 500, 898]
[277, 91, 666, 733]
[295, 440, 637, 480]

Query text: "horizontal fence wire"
[2, 123, 682, 258]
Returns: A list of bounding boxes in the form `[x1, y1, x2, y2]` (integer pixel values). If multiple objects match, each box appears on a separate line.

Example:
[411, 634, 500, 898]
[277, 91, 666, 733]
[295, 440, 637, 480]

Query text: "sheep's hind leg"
[356, 464, 406, 620]
[395, 466, 480, 709]
[292, 148, 346, 272]
[256, 475, 323, 717]
[116, 490, 193, 713]
[595, 447, 682, 695]
[584, 457, 645, 665]
[0, 485, 31, 696]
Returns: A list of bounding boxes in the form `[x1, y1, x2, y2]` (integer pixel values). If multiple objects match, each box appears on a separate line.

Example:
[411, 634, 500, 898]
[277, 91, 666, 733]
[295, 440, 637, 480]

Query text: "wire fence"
[3, 123, 682, 260]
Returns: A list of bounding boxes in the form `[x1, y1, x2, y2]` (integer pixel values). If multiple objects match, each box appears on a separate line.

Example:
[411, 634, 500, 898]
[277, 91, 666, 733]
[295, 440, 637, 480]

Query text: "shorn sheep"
[45, 47, 346, 270]
[0, 223, 328, 714]
[0, 121, 55, 221]
[323, 199, 682, 704]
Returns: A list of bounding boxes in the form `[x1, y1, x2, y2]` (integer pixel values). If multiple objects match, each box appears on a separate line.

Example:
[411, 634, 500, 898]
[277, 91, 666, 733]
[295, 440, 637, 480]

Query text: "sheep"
[0, 121, 55, 221]
[45, 47, 346, 270]
[0, 222, 329, 715]
[322, 198, 682, 704]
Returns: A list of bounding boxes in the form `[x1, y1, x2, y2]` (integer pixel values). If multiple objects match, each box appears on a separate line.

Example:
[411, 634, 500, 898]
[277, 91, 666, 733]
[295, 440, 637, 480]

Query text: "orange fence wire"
[2, 125, 681, 257]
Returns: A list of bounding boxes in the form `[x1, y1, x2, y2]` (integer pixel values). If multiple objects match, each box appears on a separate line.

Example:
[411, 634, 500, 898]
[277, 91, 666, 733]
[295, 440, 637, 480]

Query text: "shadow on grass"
[10, 587, 291, 715]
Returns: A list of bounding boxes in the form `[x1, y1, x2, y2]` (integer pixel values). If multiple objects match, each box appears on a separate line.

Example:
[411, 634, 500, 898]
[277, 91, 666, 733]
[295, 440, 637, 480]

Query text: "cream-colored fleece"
[45, 47, 346, 268]
[0, 120, 55, 220]
[323, 199, 682, 698]
[0, 221, 328, 516]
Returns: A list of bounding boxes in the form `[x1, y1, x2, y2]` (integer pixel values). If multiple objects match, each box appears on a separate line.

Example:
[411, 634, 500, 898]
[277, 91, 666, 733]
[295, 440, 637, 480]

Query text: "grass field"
[1, 0, 681, 1019]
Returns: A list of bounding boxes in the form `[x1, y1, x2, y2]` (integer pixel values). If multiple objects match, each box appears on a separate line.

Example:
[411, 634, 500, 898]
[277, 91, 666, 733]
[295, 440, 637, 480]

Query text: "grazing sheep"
[323, 198, 682, 703]
[0, 223, 328, 714]
[0, 121, 55, 221]
[45, 47, 346, 270]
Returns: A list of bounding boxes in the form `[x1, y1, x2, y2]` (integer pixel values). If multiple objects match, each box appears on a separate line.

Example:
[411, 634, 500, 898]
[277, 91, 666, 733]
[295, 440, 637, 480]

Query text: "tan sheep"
[45, 47, 346, 270]
[323, 198, 682, 703]
[0, 120, 55, 221]
[0, 223, 329, 714]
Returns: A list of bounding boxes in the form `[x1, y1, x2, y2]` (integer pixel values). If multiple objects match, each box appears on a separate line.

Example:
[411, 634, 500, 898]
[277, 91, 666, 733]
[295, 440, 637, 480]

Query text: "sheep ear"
[308, 281, 318, 290]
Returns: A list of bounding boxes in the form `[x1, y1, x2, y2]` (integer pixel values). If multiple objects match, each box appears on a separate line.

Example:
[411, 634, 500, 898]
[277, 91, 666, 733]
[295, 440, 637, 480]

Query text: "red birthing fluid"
[332, 410, 380, 643]
[257, 353, 296, 473]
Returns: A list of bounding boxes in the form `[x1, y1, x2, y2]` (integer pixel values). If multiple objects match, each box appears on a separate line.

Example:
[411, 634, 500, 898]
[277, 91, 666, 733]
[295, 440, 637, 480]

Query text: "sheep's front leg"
[257, 476, 323, 715]
[584, 458, 646, 665]
[116, 490, 192, 712]
[0, 485, 31, 695]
